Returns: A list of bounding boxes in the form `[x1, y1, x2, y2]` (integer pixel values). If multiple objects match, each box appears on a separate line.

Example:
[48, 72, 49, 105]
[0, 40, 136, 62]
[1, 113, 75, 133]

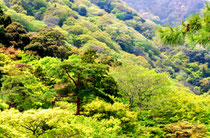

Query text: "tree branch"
[65, 68, 77, 86]
[76, 70, 82, 87]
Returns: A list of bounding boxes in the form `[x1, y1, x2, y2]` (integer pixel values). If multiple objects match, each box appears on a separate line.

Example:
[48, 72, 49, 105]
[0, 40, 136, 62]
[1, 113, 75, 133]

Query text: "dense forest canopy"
[0, 0, 209, 137]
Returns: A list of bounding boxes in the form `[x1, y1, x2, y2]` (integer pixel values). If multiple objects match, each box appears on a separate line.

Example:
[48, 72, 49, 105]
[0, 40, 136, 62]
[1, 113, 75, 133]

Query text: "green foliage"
[67, 24, 89, 36]
[25, 27, 71, 58]
[34, 54, 118, 115]
[0, 0, 209, 137]
[135, 125, 166, 137]
[111, 65, 171, 108]
[145, 88, 210, 125]
[84, 98, 137, 133]
[81, 48, 97, 63]
[0, 99, 8, 110]
[90, 0, 113, 13]
[7, 9, 47, 31]
[157, 3, 210, 48]
[4, 22, 30, 49]
[157, 26, 184, 46]
[92, 31, 120, 51]
[0, 52, 55, 111]
[116, 12, 125, 20]
[1, 73, 55, 111]
[1, 0, 158, 67]
[0, 108, 76, 137]
[116, 34, 133, 52]
[160, 46, 210, 94]
[98, 54, 122, 66]
[0, 107, 126, 137]
[0, 7, 31, 48]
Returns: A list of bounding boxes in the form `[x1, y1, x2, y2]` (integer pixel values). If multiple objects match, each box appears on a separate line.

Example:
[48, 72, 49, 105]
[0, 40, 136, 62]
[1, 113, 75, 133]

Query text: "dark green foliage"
[25, 27, 71, 58]
[158, 46, 209, 94]
[91, 0, 113, 13]
[0, 8, 12, 28]
[9, 0, 48, 16]
[125, 20, 144, 33]
[99, 54, 122, 66]
[78, 6, 87, 16]
[81, 49, 119, 97]
[99, 76, 119, 97]
[115, 11, 135, 21]
[116, 34, 133, 53]
[0, 7, 11, 45]
[202, 67, 210, 78]
[116, 12, 125, 20]
[0, 57, 5, 88]
[0, 7, 30, 48]
[91, 0, 137, 21]
[81, 49, 97, 63]
[4, 22, 30, 49]
[134, 39, 159, 57]
[33, 66, 55, 86]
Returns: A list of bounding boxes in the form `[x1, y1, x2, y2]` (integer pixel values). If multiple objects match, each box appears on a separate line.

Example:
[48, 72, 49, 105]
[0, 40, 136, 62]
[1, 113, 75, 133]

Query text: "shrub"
[165, 121, 207, 138]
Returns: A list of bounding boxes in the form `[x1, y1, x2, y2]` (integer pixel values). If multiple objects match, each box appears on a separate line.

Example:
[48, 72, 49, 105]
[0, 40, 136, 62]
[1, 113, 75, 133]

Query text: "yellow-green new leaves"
[146, 85, 210, 127]
[0, 99, 8, 110]
[0, 107, 124, 137]
[83, 98, 137, 132]
[111, 64, 171, 108]
[0, 108, 77, 137]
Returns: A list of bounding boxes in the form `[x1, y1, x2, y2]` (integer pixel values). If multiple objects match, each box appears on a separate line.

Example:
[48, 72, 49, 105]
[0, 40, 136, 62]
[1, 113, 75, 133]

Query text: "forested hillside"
[123, 0, 205, 25]
[0, 0, 209, 137]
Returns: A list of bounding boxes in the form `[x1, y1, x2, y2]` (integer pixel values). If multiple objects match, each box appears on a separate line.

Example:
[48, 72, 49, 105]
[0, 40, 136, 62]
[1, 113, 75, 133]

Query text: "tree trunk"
[76, 97, 81, 115]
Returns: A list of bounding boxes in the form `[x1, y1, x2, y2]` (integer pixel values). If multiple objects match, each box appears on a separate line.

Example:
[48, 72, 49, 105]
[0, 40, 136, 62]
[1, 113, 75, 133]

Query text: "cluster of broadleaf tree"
[0, 4, 210, 137]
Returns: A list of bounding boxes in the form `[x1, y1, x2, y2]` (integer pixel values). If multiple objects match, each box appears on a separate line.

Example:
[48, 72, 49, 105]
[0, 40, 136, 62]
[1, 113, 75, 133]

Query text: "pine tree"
[157, 3, 210, 48]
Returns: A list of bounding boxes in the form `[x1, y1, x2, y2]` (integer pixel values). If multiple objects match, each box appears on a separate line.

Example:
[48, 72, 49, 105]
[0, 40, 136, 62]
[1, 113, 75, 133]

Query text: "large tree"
[111, 65, 171, 108]
[59, 55, 114, 115]
[40, 50, 118, 115]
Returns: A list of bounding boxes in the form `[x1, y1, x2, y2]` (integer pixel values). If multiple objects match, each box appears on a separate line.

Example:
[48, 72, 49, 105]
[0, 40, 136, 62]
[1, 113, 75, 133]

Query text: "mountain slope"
[0, 0, 210, 137]
[0, 0, 209, 94]
[123, 0, 205, 25]
[0, 0, 159, 67]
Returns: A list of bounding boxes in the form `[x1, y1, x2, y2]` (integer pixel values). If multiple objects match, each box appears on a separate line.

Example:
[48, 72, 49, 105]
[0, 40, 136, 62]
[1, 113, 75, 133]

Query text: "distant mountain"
[123, 0, 206, 25]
